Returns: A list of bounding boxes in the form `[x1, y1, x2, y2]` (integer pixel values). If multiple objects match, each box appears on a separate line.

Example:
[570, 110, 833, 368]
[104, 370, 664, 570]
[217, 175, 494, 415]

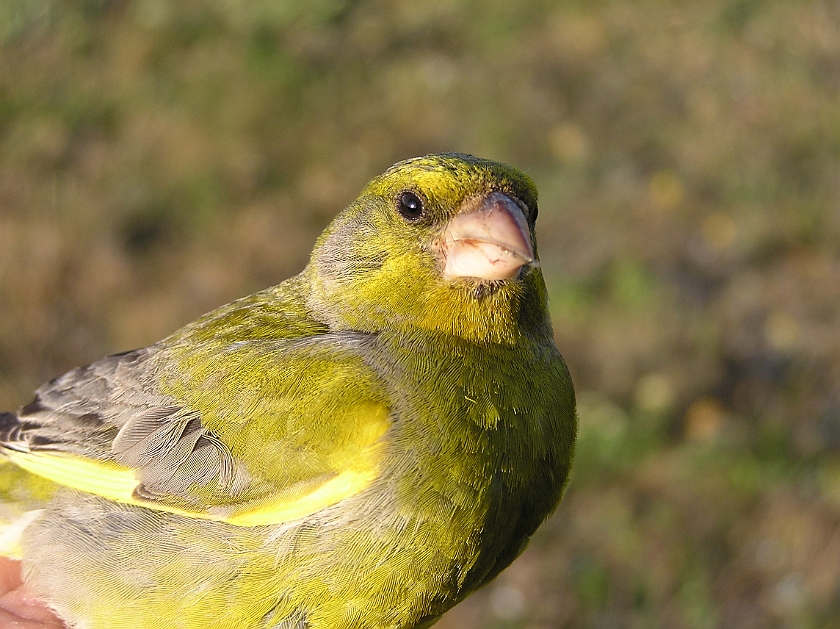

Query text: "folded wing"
[1, 331, 392, 527]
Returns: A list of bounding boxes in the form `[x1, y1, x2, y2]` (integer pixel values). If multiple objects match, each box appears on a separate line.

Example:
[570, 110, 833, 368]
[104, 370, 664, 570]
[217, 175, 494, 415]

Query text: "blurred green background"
[1, 0, 839, 627]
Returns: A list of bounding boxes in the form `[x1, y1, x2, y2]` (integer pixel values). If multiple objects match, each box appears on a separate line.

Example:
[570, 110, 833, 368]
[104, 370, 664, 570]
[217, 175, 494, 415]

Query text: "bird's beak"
[441, 191, 535, 281]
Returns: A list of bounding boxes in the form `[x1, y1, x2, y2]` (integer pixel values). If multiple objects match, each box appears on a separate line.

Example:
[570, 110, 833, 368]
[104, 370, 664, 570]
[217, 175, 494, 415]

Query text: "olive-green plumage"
[0, 153, 576, 629]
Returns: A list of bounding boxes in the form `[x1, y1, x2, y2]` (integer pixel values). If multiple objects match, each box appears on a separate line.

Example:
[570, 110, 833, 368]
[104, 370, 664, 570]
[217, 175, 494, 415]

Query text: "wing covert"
[1, 330, 392, 526]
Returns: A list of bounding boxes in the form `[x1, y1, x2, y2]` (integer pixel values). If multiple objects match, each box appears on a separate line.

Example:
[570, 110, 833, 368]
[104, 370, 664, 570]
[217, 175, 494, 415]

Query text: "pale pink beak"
[441, 192, 535, 281]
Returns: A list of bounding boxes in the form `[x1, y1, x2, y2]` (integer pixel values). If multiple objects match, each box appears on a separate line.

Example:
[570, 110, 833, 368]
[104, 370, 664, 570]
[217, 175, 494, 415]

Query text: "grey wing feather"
[0, 347, 250, 505]
[2, 349, 162, 459]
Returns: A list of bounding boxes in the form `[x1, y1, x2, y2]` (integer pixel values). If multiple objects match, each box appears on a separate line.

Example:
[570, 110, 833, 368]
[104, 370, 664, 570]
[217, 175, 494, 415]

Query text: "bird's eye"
[396, 191, 424, 221]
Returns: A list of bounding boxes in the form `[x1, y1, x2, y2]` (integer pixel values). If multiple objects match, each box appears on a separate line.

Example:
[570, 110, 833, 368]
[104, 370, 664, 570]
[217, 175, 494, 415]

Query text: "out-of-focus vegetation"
[1, 0, 839, 627]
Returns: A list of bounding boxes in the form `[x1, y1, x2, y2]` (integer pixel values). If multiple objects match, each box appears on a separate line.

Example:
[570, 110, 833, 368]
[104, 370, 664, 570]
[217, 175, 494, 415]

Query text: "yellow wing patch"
[216, 466, 377, 526]
[6, 451, 138, 503]
[5, 449, 378, 527]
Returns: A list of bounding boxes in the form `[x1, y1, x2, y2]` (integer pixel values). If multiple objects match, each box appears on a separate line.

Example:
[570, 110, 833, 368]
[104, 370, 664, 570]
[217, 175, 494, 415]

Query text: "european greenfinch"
[0, 153, 576, 629]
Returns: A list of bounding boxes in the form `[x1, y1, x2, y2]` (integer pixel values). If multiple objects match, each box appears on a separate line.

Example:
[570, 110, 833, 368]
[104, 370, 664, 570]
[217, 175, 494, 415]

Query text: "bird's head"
[307, 153, 551, 344]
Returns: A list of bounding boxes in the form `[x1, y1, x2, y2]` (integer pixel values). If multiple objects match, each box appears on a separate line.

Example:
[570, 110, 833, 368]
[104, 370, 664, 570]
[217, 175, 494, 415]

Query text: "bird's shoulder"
[1, 275, 394, 526]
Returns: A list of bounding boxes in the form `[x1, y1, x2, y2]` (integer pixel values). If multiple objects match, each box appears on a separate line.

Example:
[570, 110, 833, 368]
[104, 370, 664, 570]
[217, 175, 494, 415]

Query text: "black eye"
[396, 191, 424, 220]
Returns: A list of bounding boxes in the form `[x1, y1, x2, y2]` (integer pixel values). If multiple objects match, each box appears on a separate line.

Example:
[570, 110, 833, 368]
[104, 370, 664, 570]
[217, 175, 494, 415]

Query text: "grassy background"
[1, 0, 839, 627]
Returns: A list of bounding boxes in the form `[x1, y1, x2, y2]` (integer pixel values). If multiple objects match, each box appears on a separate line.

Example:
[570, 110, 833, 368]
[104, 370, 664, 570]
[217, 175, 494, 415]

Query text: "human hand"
[0, 557, 65, 628]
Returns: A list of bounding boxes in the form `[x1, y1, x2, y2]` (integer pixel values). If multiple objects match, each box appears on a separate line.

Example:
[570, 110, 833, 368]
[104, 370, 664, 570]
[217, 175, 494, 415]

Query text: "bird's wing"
[0, 331, 392, 527]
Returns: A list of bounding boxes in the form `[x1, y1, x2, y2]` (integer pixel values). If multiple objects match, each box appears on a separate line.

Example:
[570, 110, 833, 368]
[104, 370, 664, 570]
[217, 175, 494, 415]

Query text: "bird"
[0, 153, 577, 629]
